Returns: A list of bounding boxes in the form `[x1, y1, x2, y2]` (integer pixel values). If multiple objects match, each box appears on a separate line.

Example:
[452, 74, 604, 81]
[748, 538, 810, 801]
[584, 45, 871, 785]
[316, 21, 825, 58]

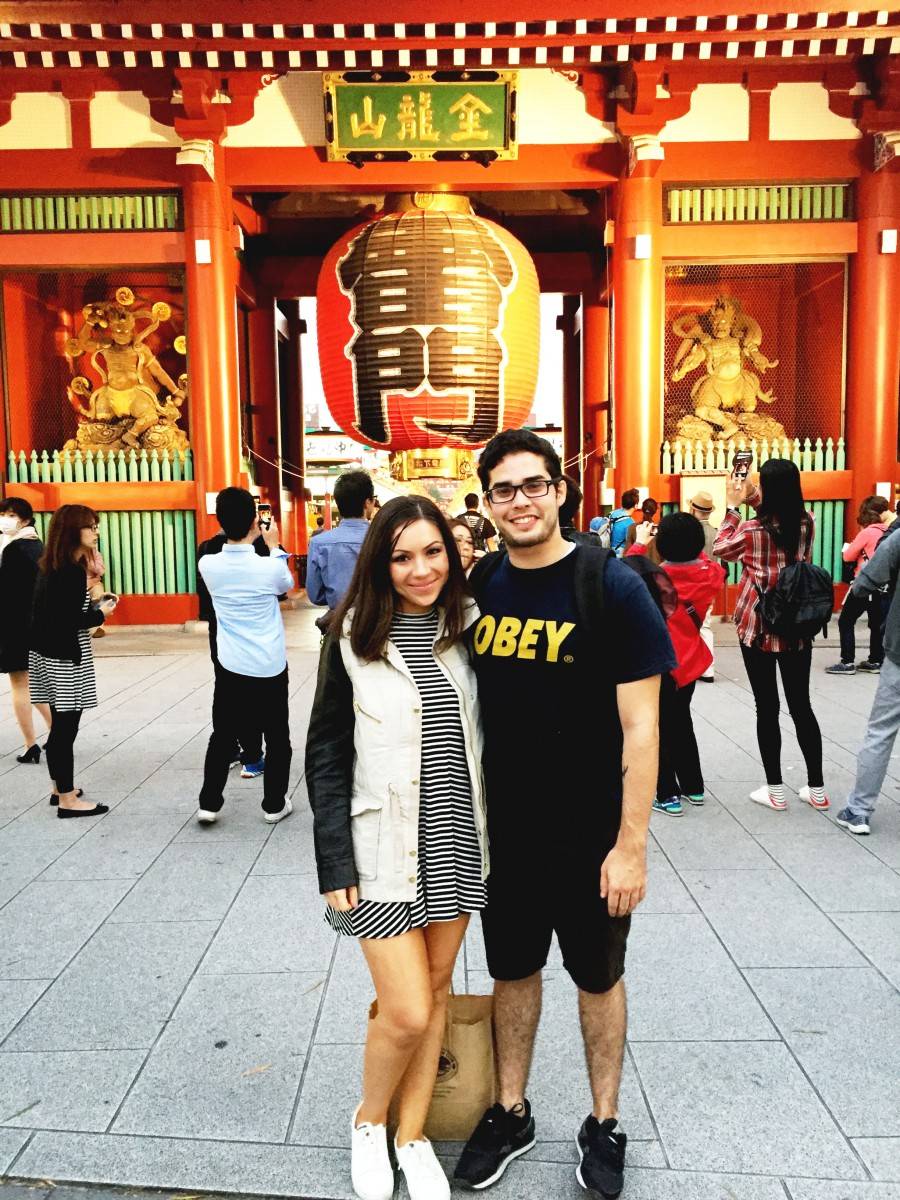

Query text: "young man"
[456, 492, 498, 554]
[607, 489, 639, 557]
[197, 487, 295, 826]
[306, 470, 375, 612]
[455, 429, 674, 1200]
[836, 528, 900, 835]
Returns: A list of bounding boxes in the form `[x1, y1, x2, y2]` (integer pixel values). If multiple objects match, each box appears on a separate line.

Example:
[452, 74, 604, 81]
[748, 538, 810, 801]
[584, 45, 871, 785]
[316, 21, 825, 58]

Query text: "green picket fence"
[6, 448, 193, 484]
[665, 183, 852, 224]
[661, 436, 844, 475]
[661, 498, 847, 585]
[0, 192, 181, 233]
[29, 508, 197, 596]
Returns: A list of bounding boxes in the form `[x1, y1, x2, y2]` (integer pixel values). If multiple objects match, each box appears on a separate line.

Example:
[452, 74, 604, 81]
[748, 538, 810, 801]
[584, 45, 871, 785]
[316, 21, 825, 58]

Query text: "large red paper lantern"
[316, 194, 540, 452]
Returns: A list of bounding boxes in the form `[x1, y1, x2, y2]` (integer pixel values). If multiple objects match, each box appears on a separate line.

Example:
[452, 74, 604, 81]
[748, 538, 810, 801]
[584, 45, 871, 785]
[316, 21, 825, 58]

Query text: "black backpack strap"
[682, 599, 704, 630]
[468, 549, 506, 603]
[573, 545, 612, 637]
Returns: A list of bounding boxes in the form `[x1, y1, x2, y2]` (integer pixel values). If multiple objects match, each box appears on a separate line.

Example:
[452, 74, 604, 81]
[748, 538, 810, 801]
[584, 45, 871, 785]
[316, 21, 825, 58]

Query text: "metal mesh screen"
[1, 269, 186, 454]
[663, 261, 846, 447]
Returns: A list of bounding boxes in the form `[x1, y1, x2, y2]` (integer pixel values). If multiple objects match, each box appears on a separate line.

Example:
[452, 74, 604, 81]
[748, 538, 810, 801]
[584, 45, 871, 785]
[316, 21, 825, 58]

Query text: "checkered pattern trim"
[0, 14, 897, 68]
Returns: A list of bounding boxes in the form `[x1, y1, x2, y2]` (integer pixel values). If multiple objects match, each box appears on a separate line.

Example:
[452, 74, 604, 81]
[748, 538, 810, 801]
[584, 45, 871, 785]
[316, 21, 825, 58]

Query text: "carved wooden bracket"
[0, 81, 15, 128]
[615, 63, 694, 140]
[143, 69, 278, 141]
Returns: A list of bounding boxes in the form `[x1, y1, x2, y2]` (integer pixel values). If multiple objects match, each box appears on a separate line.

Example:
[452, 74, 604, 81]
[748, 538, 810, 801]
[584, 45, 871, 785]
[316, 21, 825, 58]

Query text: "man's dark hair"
[463, 493, 479, 509]
[334, 470, 374, 519]
[477, 428, 562, 491]
[621, 488, 640, 509]
[558, 474, 583, 527]
[334, 496, 470, 662]
[216, 487, 257, 540]
[655, 512, 705, 563]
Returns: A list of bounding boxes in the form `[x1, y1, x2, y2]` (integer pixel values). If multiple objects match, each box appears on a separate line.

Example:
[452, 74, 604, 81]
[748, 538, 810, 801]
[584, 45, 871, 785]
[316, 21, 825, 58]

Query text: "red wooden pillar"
[248, 298, 280, 509]
[845, 145, 900, 532]
[558, 294, 583, 490]
[582, 296, 610, 518]
[611, 161, 664, 497]
[180, 145, 241, 538]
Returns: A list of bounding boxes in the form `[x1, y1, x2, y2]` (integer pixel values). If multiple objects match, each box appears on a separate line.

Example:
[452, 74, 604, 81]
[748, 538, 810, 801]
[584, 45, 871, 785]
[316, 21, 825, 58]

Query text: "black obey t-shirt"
[472, 546, 675, 837]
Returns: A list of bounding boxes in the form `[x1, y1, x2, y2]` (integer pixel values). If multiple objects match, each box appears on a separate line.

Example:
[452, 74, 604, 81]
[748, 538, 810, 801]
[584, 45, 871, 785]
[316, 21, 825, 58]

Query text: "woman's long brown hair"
[40, 504, 98, 574]
[333, 496, 470, 662]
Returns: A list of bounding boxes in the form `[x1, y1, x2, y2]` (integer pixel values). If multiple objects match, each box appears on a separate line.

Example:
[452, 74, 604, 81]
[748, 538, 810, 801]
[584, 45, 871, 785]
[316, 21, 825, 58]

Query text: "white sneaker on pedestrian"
[196, 809, 218, 824]
[263, 798, 293, 824]
[351, 1104, 394, 1200]
[396, 1136, 451, 1200]
[749, 785, 787, 811]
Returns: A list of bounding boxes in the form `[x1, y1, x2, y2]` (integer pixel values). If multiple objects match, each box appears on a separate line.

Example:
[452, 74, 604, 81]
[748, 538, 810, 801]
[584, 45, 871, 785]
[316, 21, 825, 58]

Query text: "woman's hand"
[98, 596, 118, 616]
[325, 885, 359, 912]
[635, 521, 655, 546]
[725, 476, 750, 509]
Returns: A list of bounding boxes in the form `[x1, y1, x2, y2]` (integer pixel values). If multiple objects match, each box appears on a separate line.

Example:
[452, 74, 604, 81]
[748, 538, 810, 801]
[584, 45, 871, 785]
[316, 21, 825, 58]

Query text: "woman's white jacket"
[305, 603, 488, 903]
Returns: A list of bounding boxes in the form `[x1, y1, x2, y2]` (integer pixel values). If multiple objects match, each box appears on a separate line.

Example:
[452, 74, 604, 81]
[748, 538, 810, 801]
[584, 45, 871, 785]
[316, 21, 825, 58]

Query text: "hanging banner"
[324, 71, 518, 163]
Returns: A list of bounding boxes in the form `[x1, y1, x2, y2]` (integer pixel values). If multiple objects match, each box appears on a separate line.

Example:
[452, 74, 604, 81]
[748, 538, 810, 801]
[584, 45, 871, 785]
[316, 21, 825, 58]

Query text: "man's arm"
[853, 530, 900, 597]
[306, 540, 328, 606]
[602, 674, 660, 918]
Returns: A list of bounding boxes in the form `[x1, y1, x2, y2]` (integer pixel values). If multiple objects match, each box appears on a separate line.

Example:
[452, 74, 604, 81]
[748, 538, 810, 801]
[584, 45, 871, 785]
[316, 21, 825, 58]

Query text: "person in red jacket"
[629, 513, 726, 816]
[826, 496, 890, 676]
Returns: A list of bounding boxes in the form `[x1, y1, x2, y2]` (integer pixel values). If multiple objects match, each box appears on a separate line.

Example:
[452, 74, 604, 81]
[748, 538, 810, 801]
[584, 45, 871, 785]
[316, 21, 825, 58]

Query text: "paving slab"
[36, 816, 188, 883]
[746, 968, 900, 1137]
[0, 1050, 145, 1132]
[107, 840, 261, 923]
[681, 869, 865, 967]
[0, 1129, 30, 1175]
[0, 881, 132, 980]
[0, 981, 49, 1044]
[631, 1041, 863, 1179]
[3, 921, 218, 1052]
[785, 1184, 900, 1199]
[649, 800, 774, 870]
[626, 914, 777, 1040]
[852, 1139, 900, 1182]
[831, 913, 900, 988]
[113, 971, 325, 1142]
[199, 874, 336, 975]
[640, 846, 699, 914]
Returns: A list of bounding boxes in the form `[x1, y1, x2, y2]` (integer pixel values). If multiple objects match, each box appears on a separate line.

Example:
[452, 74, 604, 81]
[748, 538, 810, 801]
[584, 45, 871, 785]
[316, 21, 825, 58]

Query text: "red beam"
[660, 221, 858, 258]
[0, 231, 185, 268]
[5, 482, 196, 511]
[661, 140, 862, 182]
[0, 149, 178, 191]
[104, 593, 199, 625]
[225, 144, 621, 192]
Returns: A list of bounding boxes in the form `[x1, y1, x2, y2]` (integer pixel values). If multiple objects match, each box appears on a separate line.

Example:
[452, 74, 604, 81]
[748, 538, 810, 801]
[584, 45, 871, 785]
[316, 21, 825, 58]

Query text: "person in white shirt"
[196, 487, 295, 826]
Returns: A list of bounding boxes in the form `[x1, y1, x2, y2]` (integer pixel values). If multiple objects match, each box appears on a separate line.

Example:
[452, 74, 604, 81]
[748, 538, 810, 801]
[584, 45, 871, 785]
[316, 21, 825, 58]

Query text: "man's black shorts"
[480, 838, 630, 995]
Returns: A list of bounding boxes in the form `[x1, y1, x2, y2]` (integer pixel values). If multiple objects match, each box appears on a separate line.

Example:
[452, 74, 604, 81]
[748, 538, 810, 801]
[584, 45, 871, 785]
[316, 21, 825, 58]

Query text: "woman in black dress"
[0, 498, 51, 763]
[29, 505, 117, 817]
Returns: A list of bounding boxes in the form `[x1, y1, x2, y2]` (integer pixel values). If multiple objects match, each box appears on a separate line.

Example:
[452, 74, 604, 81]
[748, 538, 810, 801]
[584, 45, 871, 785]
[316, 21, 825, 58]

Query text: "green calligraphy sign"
[324, 72, 518, 162]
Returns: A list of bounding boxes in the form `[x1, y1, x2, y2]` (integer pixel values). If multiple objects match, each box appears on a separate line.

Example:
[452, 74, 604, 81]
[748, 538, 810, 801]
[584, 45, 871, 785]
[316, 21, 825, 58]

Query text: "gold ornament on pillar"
[670, 296, 786, 442]
[63, 288, 189, 456]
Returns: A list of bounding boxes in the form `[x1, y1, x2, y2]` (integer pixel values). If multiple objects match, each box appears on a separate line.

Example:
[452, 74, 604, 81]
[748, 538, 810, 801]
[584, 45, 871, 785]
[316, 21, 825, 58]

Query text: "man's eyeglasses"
[485, 477, 562, 504]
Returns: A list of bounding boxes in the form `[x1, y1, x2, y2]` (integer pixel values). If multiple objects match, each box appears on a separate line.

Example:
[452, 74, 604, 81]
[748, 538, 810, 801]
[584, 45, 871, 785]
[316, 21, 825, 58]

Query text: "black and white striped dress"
[326, 609, 486, 939]
[29, 588, 99, 713]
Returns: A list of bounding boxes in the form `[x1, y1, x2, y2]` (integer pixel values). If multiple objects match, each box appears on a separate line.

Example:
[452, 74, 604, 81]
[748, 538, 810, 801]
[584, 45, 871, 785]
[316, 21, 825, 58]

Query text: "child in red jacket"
[629, 513, 726, 816]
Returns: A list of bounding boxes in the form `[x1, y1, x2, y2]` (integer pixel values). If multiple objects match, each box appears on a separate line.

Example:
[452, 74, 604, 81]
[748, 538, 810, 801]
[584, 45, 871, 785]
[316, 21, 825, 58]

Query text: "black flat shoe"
[57, 803, 108, 819]
[16, 744, 41, 764]
[49, 789, 84, 807]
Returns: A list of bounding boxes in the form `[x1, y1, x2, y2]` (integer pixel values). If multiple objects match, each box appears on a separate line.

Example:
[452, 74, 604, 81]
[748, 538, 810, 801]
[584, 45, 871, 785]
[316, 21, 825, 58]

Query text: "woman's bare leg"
[393, 914, 469, 1144]
[357, 928, 433, 1127]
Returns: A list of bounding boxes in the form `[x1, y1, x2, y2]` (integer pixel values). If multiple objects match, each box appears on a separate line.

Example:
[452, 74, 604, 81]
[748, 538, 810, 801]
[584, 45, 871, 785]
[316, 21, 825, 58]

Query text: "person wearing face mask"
[29, 505, 117, 817]
[0, 498, 51, 763]
[306, 496, 487, 1200]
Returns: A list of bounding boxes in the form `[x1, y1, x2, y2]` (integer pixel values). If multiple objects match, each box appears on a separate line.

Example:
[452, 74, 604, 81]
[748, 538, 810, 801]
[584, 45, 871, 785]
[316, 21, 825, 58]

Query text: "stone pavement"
[1, 607, 899, 1200]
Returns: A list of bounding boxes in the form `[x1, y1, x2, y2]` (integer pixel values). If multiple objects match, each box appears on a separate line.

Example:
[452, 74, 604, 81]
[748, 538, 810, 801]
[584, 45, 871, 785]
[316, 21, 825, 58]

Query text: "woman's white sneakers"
[350, 1105, 394, 1200]
[396, 1137, 451, 1200]
[749, 785, 788, 810]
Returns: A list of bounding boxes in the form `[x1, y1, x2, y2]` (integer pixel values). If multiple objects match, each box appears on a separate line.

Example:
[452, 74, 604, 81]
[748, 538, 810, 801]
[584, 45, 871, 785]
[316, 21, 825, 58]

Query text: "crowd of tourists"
[2, 426, 898, 1200]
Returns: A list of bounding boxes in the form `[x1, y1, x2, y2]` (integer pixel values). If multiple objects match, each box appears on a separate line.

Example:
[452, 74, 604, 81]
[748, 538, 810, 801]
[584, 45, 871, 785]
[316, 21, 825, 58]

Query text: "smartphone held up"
[731, 451, 753, 483]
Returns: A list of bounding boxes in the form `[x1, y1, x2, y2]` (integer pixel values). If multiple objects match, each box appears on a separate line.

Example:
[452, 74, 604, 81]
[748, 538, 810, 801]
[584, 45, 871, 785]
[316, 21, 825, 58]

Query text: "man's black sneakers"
[453, 1100, 536, 1189]
[575, 1115, 627, 1198]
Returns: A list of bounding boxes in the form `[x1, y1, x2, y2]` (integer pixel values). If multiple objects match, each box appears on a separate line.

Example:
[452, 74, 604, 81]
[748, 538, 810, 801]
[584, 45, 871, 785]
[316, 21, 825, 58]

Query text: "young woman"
[29, 505, 117, 817]
[714, 459, 828, 811]
[447, 517, 476, 576]
[0, 498, 51, 763]
[826, 496, 890, 676]
[305, 496, 487, 1200]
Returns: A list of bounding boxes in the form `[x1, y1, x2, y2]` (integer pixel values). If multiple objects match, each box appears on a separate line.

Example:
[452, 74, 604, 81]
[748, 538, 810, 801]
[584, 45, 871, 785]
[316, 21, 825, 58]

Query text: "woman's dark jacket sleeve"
[30, 563, 104, 664]
[304, 633, 358, 894]
[0, 540, 42, 652]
